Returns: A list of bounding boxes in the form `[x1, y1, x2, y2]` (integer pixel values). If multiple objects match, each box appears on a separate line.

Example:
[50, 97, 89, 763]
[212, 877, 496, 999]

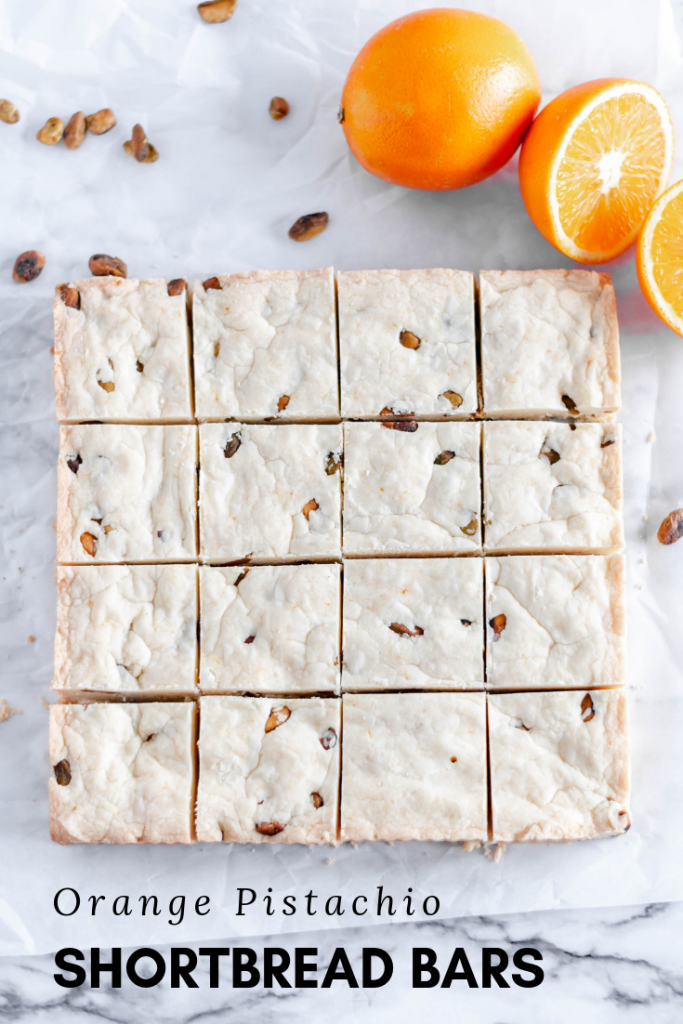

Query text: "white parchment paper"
[1, 0, 682, 956]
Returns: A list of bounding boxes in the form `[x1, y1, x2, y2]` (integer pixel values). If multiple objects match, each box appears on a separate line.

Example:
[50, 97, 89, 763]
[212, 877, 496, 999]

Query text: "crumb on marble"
[0, 699, 20, 722]
[485, 842, 506, 863]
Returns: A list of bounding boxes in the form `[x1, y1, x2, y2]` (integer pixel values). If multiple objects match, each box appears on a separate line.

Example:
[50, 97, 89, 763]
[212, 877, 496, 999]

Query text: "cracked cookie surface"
[488, 690, 630, 842]
[200, 563, 341, 694]
[193, 269, 338, 421]
[343, 421, 481, 555]
[342, 557, 484, 690]
[338, 268, 476, 418]
[57, 424, 198, 563]
[54, 277, 192, 422]
[199, 423, 342, 561]
[483, 421, 623, 553]
[485, 554, 625, 689]
[196, 696, 340, 844]
[480, 269, 620, 418]
[49, 702, 196, 844]
[341, 692, 487, 843]
[53, 564, 197, 696]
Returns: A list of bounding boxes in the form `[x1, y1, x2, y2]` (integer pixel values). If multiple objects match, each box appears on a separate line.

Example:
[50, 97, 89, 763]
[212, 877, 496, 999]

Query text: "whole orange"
[340, 8, 541, 191]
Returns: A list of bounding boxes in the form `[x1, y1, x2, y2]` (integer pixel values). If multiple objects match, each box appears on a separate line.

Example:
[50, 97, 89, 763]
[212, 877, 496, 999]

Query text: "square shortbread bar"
[193, 269, 338, 421]
[196, 696, 340, 844]
[341, 692, 487, 842]
[53, 564, 198, 697]
[343, 421, 481, 555]
[486, 555, 625, 690]
[483, 421, 623, 553]
[200, 563, 341, 694]
[54, 278, 192, 423]
[342, 558, 484, 691]
[488, 690, 630, 842]
[57, 424, 197, 563]
[199, 423, 342, 562]
[338, 269, 477, 418]
[480, 270, 620, 418]
[49, 702, 196, 844]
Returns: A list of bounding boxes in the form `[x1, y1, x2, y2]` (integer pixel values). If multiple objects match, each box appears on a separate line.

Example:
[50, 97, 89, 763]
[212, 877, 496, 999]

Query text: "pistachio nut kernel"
[288, 212, 328, 242]
[441, 390, 463, 408]
[657, 509, 683, 545]
[580, 693, 595, 722]
[85, 108, 117, 135]
[223, 432, 241, 458]
[53, 759, 71, 786]
[389, 622, 424, 637]
[64, 111, 87, 150]
[302, 498, 319, 520]
[255, 821, 285, 836]
[490, 613, 506, 639]
[399, 329, 421, 350]
[198, 0, 238, 22]
[265, 706, 291, 733]
[89, 254, 127, 278]
[37, 117, 64, 145]
[269, 96, 290, 120]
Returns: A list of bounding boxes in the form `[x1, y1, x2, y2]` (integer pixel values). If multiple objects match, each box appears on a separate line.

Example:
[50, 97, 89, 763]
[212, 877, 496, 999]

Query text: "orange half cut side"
[520, 79, 674, 264]
[637, 178, 683, 336]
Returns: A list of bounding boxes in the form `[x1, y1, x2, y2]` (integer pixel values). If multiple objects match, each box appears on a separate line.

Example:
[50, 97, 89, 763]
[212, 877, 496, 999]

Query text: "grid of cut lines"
[51, 270, 627, 847]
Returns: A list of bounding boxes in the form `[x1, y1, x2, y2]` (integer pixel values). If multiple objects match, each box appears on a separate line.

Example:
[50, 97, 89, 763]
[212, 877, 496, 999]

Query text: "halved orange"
[519, 79, 674, 263]
[637, 178, 683, 336]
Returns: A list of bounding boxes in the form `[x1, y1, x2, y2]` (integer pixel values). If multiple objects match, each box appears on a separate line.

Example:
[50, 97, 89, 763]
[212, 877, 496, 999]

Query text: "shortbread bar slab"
[49, 702, 196, 844]
[488, 690, 630, 842]
[57, 424, 197, 563]
[193, 269, 338, 421]
[483, 421, 623, 553]
[480, 270, 620, 418]
[338, 268, 477, 418]
[200, 563, 341, 694]
[343, 421, 481, 555]
[486, 555, 625, 690]
[199, 423, 342, 562]
[196, 696, 340, 844]
[341, 692, 487, 842]
[54, 278, 192, 423]
[53, 565, 198, 697]
[342, 558, 484, 691]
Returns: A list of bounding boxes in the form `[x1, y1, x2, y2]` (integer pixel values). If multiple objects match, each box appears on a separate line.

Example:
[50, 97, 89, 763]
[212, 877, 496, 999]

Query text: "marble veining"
[0, 902, 682, 1021]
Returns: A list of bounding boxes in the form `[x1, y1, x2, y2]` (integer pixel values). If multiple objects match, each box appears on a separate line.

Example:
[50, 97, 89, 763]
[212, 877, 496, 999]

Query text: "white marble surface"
[0, 903, 682, 1021]
[1, 0, 683, 1010]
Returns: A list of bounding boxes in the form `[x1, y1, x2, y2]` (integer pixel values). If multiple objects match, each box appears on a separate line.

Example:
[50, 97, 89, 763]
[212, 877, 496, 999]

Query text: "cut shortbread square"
[193, 269, 338, 421]
[480, 270, 620, 418]
[200, 563, 341, 694]
[199, 423, 342, 562]
[338, 268, 476, 418]
[343, 421, 481, 555]
[196, 696, 340, 844]
[57, 424, 198, 563]
[485, 555, 625, 690]
[54, 278, 192, 423]
[483, 421, 623, 553]
[49, 702, 196, 844]
[342, 558, 484, 691]
[52, 565, 198, 697]
[340, 692, 487, 842]
[488, 690, 630, 842]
